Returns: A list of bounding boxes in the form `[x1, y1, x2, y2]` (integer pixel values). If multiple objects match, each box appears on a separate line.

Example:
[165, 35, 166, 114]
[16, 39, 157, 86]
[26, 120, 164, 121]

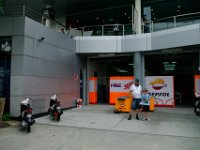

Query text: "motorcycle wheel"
[27, 124, 31, 133]
[56, 115, 60, 121]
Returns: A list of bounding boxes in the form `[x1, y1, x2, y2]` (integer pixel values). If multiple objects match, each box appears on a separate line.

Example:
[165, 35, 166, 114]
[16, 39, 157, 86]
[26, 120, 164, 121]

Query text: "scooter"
[20, 98, 35, 133]
[48, 95, 63, 121]
[194, 92, 200, 116]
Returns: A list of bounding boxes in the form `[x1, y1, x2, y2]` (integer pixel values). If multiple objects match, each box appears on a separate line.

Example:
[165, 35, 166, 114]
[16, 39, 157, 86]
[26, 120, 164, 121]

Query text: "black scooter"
[48, 95, 63, 121]
[194, 92, 200, 116]
[20, 98, 35, 133]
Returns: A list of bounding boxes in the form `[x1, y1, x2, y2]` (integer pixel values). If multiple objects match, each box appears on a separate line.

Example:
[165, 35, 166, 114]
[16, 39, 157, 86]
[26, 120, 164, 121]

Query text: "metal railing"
[82, 24, 134, 36]
[151, 12, 200, 32]
[0, 5, 66, 31]
[1, 5, 200, 36]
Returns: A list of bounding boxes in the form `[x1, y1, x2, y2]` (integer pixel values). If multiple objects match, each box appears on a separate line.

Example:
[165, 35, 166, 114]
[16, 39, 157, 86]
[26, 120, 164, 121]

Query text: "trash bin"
[114, 96, 132, 113]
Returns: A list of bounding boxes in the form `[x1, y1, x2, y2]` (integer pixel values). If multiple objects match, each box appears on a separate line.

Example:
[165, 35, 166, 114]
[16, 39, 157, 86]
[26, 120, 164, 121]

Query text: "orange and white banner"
[109, 76, 134, 104]
[145, 76, 175, 107]
[89, 77, 97, 104]
[194, 75, 200, 94]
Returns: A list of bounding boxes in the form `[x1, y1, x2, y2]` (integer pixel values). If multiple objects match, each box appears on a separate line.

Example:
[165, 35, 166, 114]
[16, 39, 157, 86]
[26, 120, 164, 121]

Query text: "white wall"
[76, 23, 200, 53]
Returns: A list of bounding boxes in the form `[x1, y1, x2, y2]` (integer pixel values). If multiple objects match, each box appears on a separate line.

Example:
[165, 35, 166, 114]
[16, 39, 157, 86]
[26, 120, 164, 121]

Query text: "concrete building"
[0, 0, 200, 117]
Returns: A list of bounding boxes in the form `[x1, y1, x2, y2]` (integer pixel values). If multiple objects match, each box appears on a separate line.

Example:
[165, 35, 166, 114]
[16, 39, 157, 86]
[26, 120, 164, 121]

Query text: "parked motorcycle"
[48, 95, 63, 121]
[194, 92, 200, 116]
[20, 98, 35, 133]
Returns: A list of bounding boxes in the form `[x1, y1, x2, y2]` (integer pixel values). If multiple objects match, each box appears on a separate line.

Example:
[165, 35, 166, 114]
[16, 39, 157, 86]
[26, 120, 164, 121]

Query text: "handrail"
[1, 5, 200, 36]
[153, 12, 200, 22]
[151, 11, 200, 32]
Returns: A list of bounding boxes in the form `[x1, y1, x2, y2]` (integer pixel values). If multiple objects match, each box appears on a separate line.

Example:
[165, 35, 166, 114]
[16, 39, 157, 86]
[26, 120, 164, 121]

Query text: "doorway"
[145, 52, 199, 106]
[89, 55, 133, 104]
[0, 37, 12, 113]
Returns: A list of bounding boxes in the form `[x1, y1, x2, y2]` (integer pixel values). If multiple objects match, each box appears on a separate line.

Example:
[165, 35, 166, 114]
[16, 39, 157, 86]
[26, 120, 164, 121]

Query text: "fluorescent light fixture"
[163, 62, 169, 64]
[172, 61, 177, 64]
[128, 63, 134, 66]
[164, 64, 176, 71]
[117, 69, 128, 73]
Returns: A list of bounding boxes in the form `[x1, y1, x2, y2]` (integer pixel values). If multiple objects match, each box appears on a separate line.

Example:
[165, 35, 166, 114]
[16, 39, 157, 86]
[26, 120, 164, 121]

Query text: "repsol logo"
[111, 83, 121, 87]
[150, 92, 170, 97]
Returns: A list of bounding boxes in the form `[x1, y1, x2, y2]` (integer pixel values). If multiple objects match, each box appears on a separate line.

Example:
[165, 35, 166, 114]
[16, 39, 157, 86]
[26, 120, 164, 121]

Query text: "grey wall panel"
[12, 36, 24, 55]
[12, 17, 25, 35]
[57, 33, 76, 52]
[24, 17, 35, 38]
[8, 16, 82, 116]
[34, 21, 58, 46]
[11, 55, 33, 76]
[57, 63, 74, 78]
[121, 34, 147, 52]
[31, 77, 57, 95]
[34, 40, 59, 62]
[58, 48, 74, 65]
[10, 96, 22, 116]
[152, 24, 200, 50]
[77, 36, 119, 53]
[57, 78, 74, 93]
[12, 36, 34, 56]
[0, 17, 12, 36]
[11, 76, 58, 96]
[10, 76, 26, 96]
[59, 93, 78, 108]
[32, 58, 58, 77]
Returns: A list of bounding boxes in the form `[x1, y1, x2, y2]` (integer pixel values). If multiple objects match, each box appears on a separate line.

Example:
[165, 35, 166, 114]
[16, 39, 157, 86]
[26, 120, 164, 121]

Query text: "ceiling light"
[164, 64, 176, 71]
[163, 62, 169, 64]
[124, 12, 127, 15]
[117, 69, 128, 73]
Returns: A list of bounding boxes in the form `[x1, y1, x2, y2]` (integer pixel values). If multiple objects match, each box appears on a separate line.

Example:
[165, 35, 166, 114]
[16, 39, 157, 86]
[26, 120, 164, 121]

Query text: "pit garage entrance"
[88, 51, 199, 106]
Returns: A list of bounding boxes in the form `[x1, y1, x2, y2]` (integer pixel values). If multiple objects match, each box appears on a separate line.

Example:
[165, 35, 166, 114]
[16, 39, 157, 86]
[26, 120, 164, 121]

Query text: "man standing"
[128, 79, 142, 120]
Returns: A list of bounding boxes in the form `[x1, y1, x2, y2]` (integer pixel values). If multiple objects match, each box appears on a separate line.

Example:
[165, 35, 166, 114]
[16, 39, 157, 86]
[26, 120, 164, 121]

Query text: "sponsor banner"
[194, 75, 200, 94]
[110, 77, 134, 92]
[145, 76, 174, 107]
[109, 76, 134, 104]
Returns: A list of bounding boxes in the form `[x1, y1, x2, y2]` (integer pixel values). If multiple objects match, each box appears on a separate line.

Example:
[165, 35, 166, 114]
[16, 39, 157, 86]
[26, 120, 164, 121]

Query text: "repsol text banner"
[194, 75, 200, 93]
[145, 76, 175, 107]
[109, 76, 134, 104]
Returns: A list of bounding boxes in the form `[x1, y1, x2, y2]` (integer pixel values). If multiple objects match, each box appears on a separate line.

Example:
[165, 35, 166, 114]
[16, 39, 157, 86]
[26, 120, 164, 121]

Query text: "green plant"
[2, 113, 11, 121]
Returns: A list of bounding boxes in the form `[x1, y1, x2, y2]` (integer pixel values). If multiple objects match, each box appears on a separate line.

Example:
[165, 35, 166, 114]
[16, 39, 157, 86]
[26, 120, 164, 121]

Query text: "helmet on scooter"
[50, 95, 57, 101]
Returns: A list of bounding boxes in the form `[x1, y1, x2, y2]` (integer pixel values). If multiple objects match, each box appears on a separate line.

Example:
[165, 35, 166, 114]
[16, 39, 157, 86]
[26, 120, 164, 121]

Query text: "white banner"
[145, 76, 174, 106]
[110, 79, 134, 92]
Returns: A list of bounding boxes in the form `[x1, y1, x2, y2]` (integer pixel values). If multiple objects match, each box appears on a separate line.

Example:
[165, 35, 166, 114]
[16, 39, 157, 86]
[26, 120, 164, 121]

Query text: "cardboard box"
[0, 98, 5, 120]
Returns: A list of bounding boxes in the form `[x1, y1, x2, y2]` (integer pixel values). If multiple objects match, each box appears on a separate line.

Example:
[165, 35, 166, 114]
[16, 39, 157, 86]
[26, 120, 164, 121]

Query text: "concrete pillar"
[135, 0, 142, 34]
[134, 52, 143, 85]
[44, 5, 51, 27]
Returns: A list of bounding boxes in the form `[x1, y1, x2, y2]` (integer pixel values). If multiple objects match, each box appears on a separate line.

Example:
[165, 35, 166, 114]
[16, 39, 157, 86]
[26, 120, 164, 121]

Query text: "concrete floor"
[0, 105, 200, 150]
